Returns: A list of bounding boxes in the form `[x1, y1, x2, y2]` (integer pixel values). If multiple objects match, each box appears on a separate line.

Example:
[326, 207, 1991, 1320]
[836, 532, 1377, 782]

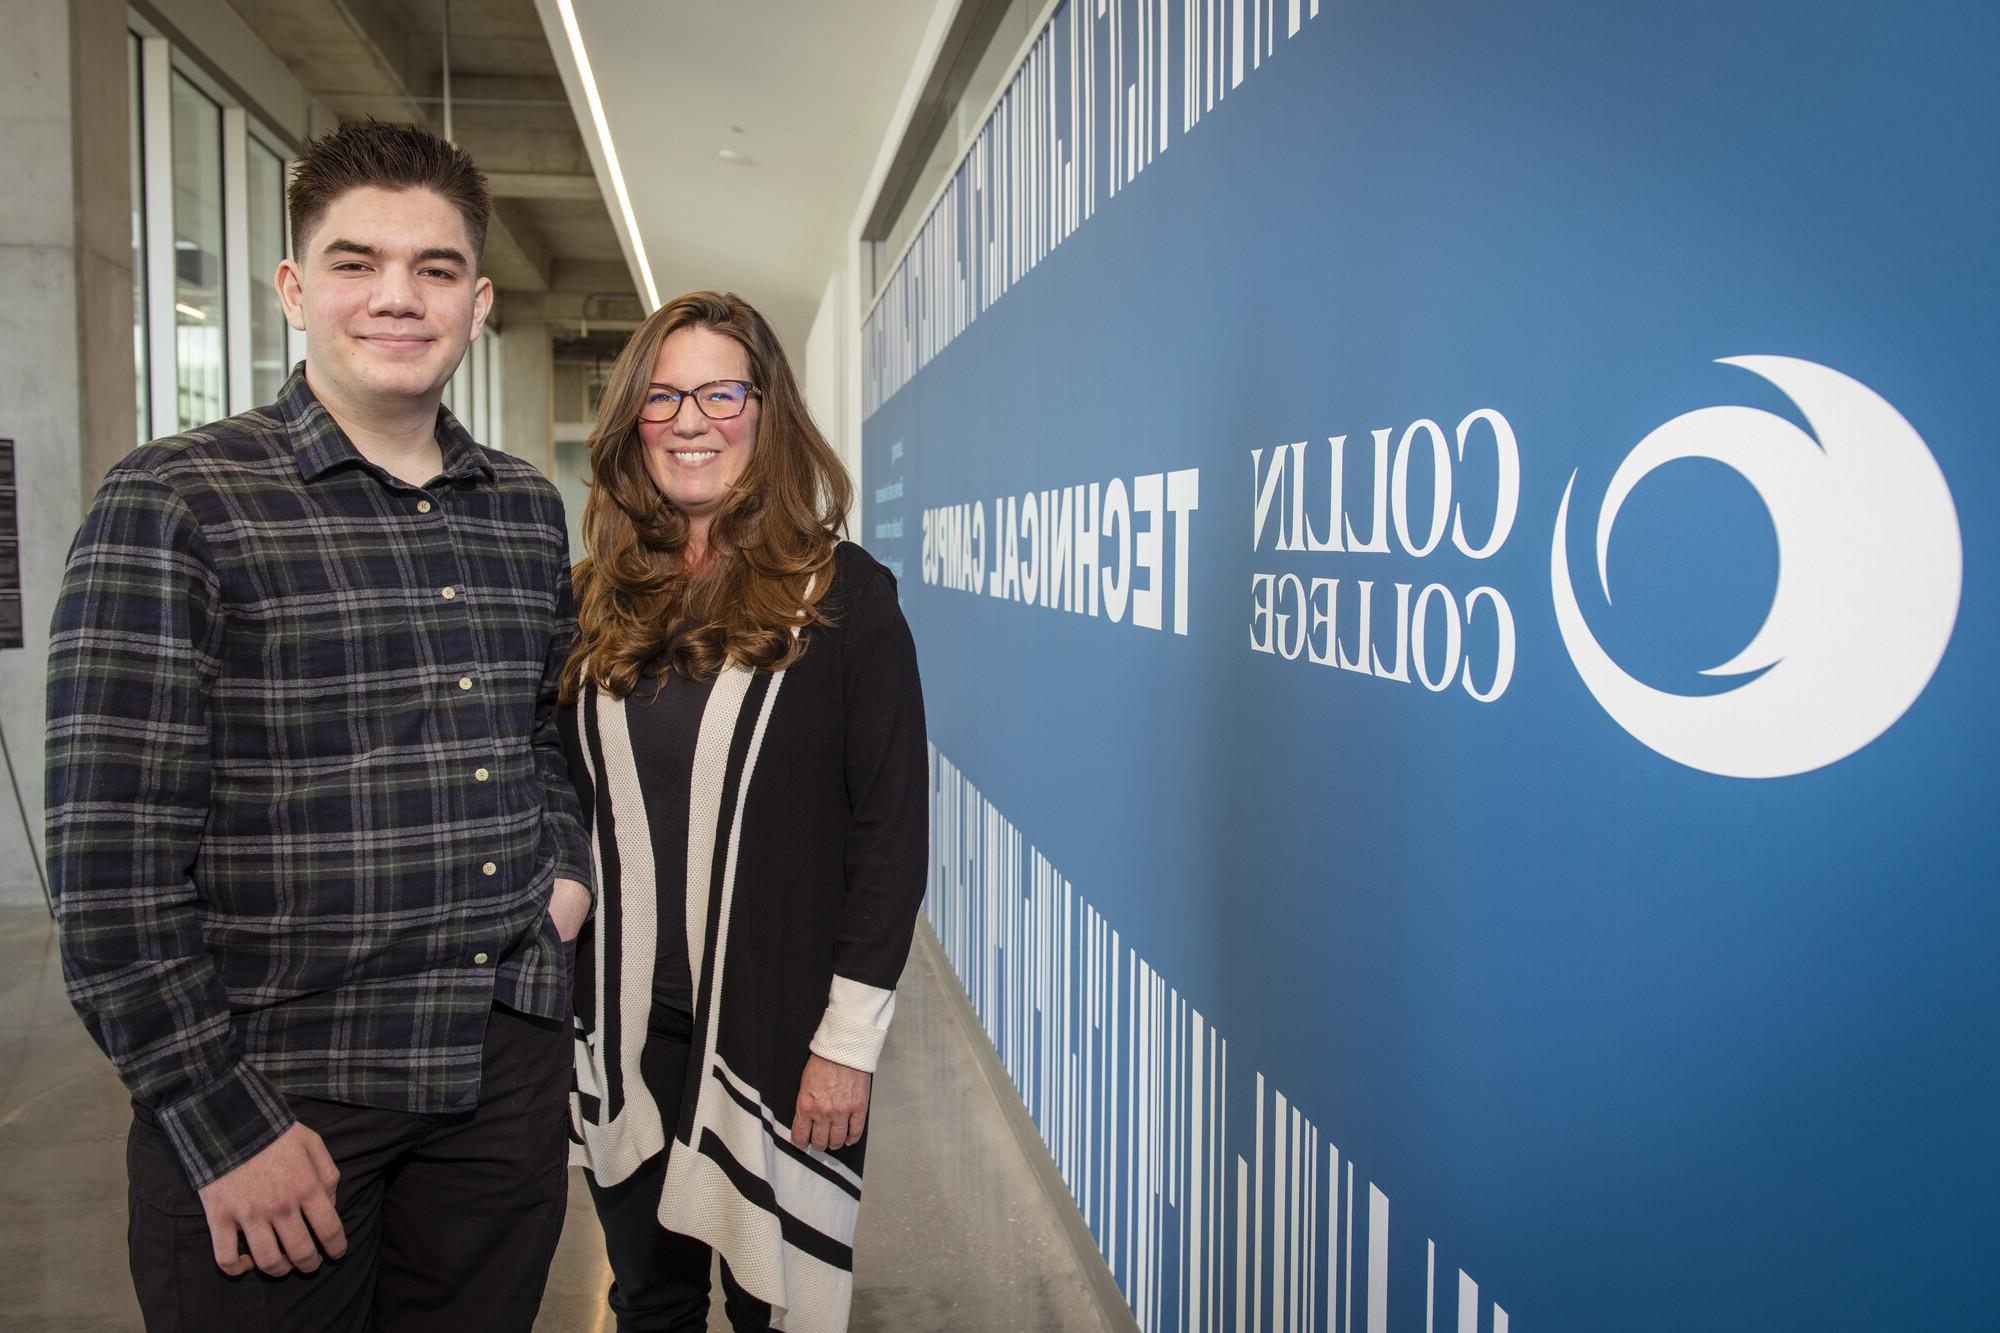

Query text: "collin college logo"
[1552, 356, 1962, 779]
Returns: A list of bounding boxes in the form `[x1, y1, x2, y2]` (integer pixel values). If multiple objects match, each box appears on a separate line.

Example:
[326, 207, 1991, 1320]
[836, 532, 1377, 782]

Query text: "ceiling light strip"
[554, 0, 659, 310]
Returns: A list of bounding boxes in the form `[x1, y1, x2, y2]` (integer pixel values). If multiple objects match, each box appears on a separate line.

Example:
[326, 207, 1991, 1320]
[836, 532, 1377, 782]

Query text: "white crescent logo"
[1551, 356, 1962, 779]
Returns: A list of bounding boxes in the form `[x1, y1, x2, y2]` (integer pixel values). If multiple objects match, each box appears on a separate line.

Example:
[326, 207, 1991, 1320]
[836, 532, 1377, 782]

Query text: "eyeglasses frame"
[637, 379, 763, 423]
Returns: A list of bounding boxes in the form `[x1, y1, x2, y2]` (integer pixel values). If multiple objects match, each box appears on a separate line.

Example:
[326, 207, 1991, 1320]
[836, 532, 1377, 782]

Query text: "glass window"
[246, 138, 288, 404]
[170, 72, 226, 430]
[129, 35, 149, 444]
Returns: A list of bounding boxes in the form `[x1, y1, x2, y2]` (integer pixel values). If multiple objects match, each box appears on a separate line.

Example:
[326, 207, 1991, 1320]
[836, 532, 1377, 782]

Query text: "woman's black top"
[560, 665, 714, 1020]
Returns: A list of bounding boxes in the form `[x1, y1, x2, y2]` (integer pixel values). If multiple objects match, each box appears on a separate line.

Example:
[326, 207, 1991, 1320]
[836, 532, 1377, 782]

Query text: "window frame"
[129, 12, 301, 436]
[242, 131, 295, 407]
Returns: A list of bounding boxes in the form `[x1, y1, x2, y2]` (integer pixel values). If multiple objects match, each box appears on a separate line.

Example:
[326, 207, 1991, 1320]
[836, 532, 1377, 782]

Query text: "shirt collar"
[279, 364, 495, 486]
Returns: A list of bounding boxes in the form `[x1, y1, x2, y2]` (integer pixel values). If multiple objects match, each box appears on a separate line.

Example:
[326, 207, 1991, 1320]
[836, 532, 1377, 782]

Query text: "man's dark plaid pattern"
[46, 368, 591, 1188]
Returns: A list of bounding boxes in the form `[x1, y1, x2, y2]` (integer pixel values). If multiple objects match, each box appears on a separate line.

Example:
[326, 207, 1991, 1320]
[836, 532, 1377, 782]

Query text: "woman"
[558, 291, 927, 1332]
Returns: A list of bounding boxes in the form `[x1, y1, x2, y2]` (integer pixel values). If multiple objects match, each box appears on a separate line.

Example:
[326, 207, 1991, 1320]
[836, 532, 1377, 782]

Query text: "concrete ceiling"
[536, 0, 941, 347]
[226, 0, 943, 349]
[226, 0, 646, 336]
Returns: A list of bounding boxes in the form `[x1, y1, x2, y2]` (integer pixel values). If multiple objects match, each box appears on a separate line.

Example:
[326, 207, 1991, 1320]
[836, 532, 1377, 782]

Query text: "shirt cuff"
[553, 855, 594, 894]
[544, 820, 595, 901]
[154, 1059, 297, 1189]
[807, 975, 899, 1073]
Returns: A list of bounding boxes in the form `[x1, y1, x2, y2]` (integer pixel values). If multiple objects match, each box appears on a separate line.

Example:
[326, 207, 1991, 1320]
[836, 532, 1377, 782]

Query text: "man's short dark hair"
[288, 120, 492, 262]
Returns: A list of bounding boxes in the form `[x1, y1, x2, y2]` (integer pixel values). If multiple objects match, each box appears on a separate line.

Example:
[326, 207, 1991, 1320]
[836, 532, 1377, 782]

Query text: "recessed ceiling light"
[717, 148, 755, 166]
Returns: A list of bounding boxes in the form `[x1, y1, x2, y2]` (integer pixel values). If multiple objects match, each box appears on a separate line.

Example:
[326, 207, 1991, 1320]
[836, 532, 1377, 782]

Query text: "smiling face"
[638, 325, 761, 551]
[277, 185, 492, 414]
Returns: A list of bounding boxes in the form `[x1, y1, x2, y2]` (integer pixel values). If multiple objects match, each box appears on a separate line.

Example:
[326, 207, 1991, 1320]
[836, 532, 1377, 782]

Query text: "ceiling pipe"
[441, 0, 454, 143]
[316, 93, 569, 108]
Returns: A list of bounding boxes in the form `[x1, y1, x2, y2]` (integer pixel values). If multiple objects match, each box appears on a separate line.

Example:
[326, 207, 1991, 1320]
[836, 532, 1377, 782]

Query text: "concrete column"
[498, 318, 554, 479]
[0, 0, 134, 906]
[74, 0, 135, 496]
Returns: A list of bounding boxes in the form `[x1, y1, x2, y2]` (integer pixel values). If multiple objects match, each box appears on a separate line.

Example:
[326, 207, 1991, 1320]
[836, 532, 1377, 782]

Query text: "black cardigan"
[562, 543, 927, 1332]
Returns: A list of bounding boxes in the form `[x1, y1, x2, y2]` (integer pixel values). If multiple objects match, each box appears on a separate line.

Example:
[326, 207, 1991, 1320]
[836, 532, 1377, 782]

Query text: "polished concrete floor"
[0, 906, 1115, 1332]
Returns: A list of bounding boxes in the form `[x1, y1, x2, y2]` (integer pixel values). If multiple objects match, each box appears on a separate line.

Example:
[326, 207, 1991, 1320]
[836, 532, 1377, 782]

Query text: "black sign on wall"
[0, 440, 20, 650]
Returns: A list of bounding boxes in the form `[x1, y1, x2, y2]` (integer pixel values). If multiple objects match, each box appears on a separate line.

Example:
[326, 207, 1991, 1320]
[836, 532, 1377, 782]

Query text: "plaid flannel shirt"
[46, 368, 592, 1188]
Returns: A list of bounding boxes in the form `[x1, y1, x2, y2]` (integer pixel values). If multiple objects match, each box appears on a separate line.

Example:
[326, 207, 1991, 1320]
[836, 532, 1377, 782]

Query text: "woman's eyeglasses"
[638, 380, 760, 422]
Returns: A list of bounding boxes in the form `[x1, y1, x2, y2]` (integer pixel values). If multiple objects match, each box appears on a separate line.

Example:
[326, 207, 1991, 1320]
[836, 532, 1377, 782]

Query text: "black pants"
[585, 1002, 774, 1332]
[126, 1006, 571, 1333]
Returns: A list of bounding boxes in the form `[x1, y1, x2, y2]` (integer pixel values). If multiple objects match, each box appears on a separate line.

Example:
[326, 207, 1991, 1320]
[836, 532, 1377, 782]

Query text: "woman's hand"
[791, 1054, 873, 1151]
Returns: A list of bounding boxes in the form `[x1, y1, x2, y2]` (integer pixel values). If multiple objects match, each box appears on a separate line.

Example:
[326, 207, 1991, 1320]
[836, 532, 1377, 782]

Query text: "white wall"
[802, 270, 853, 510]
[836, 0, 965, 545]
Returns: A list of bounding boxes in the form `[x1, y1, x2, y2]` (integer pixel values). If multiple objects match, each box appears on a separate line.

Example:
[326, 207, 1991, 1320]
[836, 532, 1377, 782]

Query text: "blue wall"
[862, 2, 1996, 1328]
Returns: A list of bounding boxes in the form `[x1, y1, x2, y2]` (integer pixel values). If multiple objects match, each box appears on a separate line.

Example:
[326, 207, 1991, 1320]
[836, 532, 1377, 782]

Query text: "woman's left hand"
[792, 1054, 873, 1151]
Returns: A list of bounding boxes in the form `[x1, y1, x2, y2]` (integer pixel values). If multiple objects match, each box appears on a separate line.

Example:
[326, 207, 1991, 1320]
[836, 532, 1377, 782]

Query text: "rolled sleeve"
[808, 975, 899, 1073]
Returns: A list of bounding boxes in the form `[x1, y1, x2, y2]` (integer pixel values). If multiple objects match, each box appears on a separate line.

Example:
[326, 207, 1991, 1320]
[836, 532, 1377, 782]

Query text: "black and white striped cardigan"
[563, 545, 928, 1332]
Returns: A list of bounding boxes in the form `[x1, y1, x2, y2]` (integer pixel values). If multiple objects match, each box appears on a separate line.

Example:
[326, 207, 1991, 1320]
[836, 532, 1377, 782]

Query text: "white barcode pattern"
[926, 745, 1507, 1330]
[865, 0, 1324, 416]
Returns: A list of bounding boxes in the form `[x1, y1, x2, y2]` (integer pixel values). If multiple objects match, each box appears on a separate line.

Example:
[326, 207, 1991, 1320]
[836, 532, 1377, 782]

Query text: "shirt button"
[481, 861, 497, 876]
[473, 952, 489, 965]
[458, 676, 473, 691]
[440, 586, 457, 600]
[474, 767, 490, 782]
[416, 499, 432, 514]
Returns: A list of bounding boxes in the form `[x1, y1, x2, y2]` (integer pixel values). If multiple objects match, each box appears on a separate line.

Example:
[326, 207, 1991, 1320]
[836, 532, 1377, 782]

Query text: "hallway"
[0, 906, 1119, 1332]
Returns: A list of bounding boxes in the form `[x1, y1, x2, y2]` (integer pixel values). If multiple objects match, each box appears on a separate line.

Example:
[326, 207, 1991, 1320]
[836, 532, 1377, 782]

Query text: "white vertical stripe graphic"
[1307, 1123, 1319, 1331]
[1134, 956, 1148, 1319]
[1253, 1073, 1266, 1332]
[1343, 1160, 1355, 1333]
[1231, 0, 1245, 87]
[1169, 987, 1183, 1331]
[1235, 1156, 1249, 1333]
[1426, 1240, 1436, 1333]
[1189, 1010, 1205, 1330]
[1111, 929, 1122, 1291]
[1296, 1104, 1312, 1328]
[923, 748, 1506, 1331]
[1206, 0, 1217, 112]
[863, 0, 1325, 409]
[1327, 1143, 1340, 1332]
[1272, 1091, 1288, 1332]
[1367, 1186, 1389, 1333]
[1217, 1032, 1229, 1332]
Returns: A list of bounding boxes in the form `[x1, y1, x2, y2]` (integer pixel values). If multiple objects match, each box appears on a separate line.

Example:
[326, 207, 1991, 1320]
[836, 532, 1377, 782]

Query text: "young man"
[46, 122, 592, 1332]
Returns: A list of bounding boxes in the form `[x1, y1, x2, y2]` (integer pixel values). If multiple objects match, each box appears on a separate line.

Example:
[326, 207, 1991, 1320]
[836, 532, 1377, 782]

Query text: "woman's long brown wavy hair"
[561, 291, 851, 701]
